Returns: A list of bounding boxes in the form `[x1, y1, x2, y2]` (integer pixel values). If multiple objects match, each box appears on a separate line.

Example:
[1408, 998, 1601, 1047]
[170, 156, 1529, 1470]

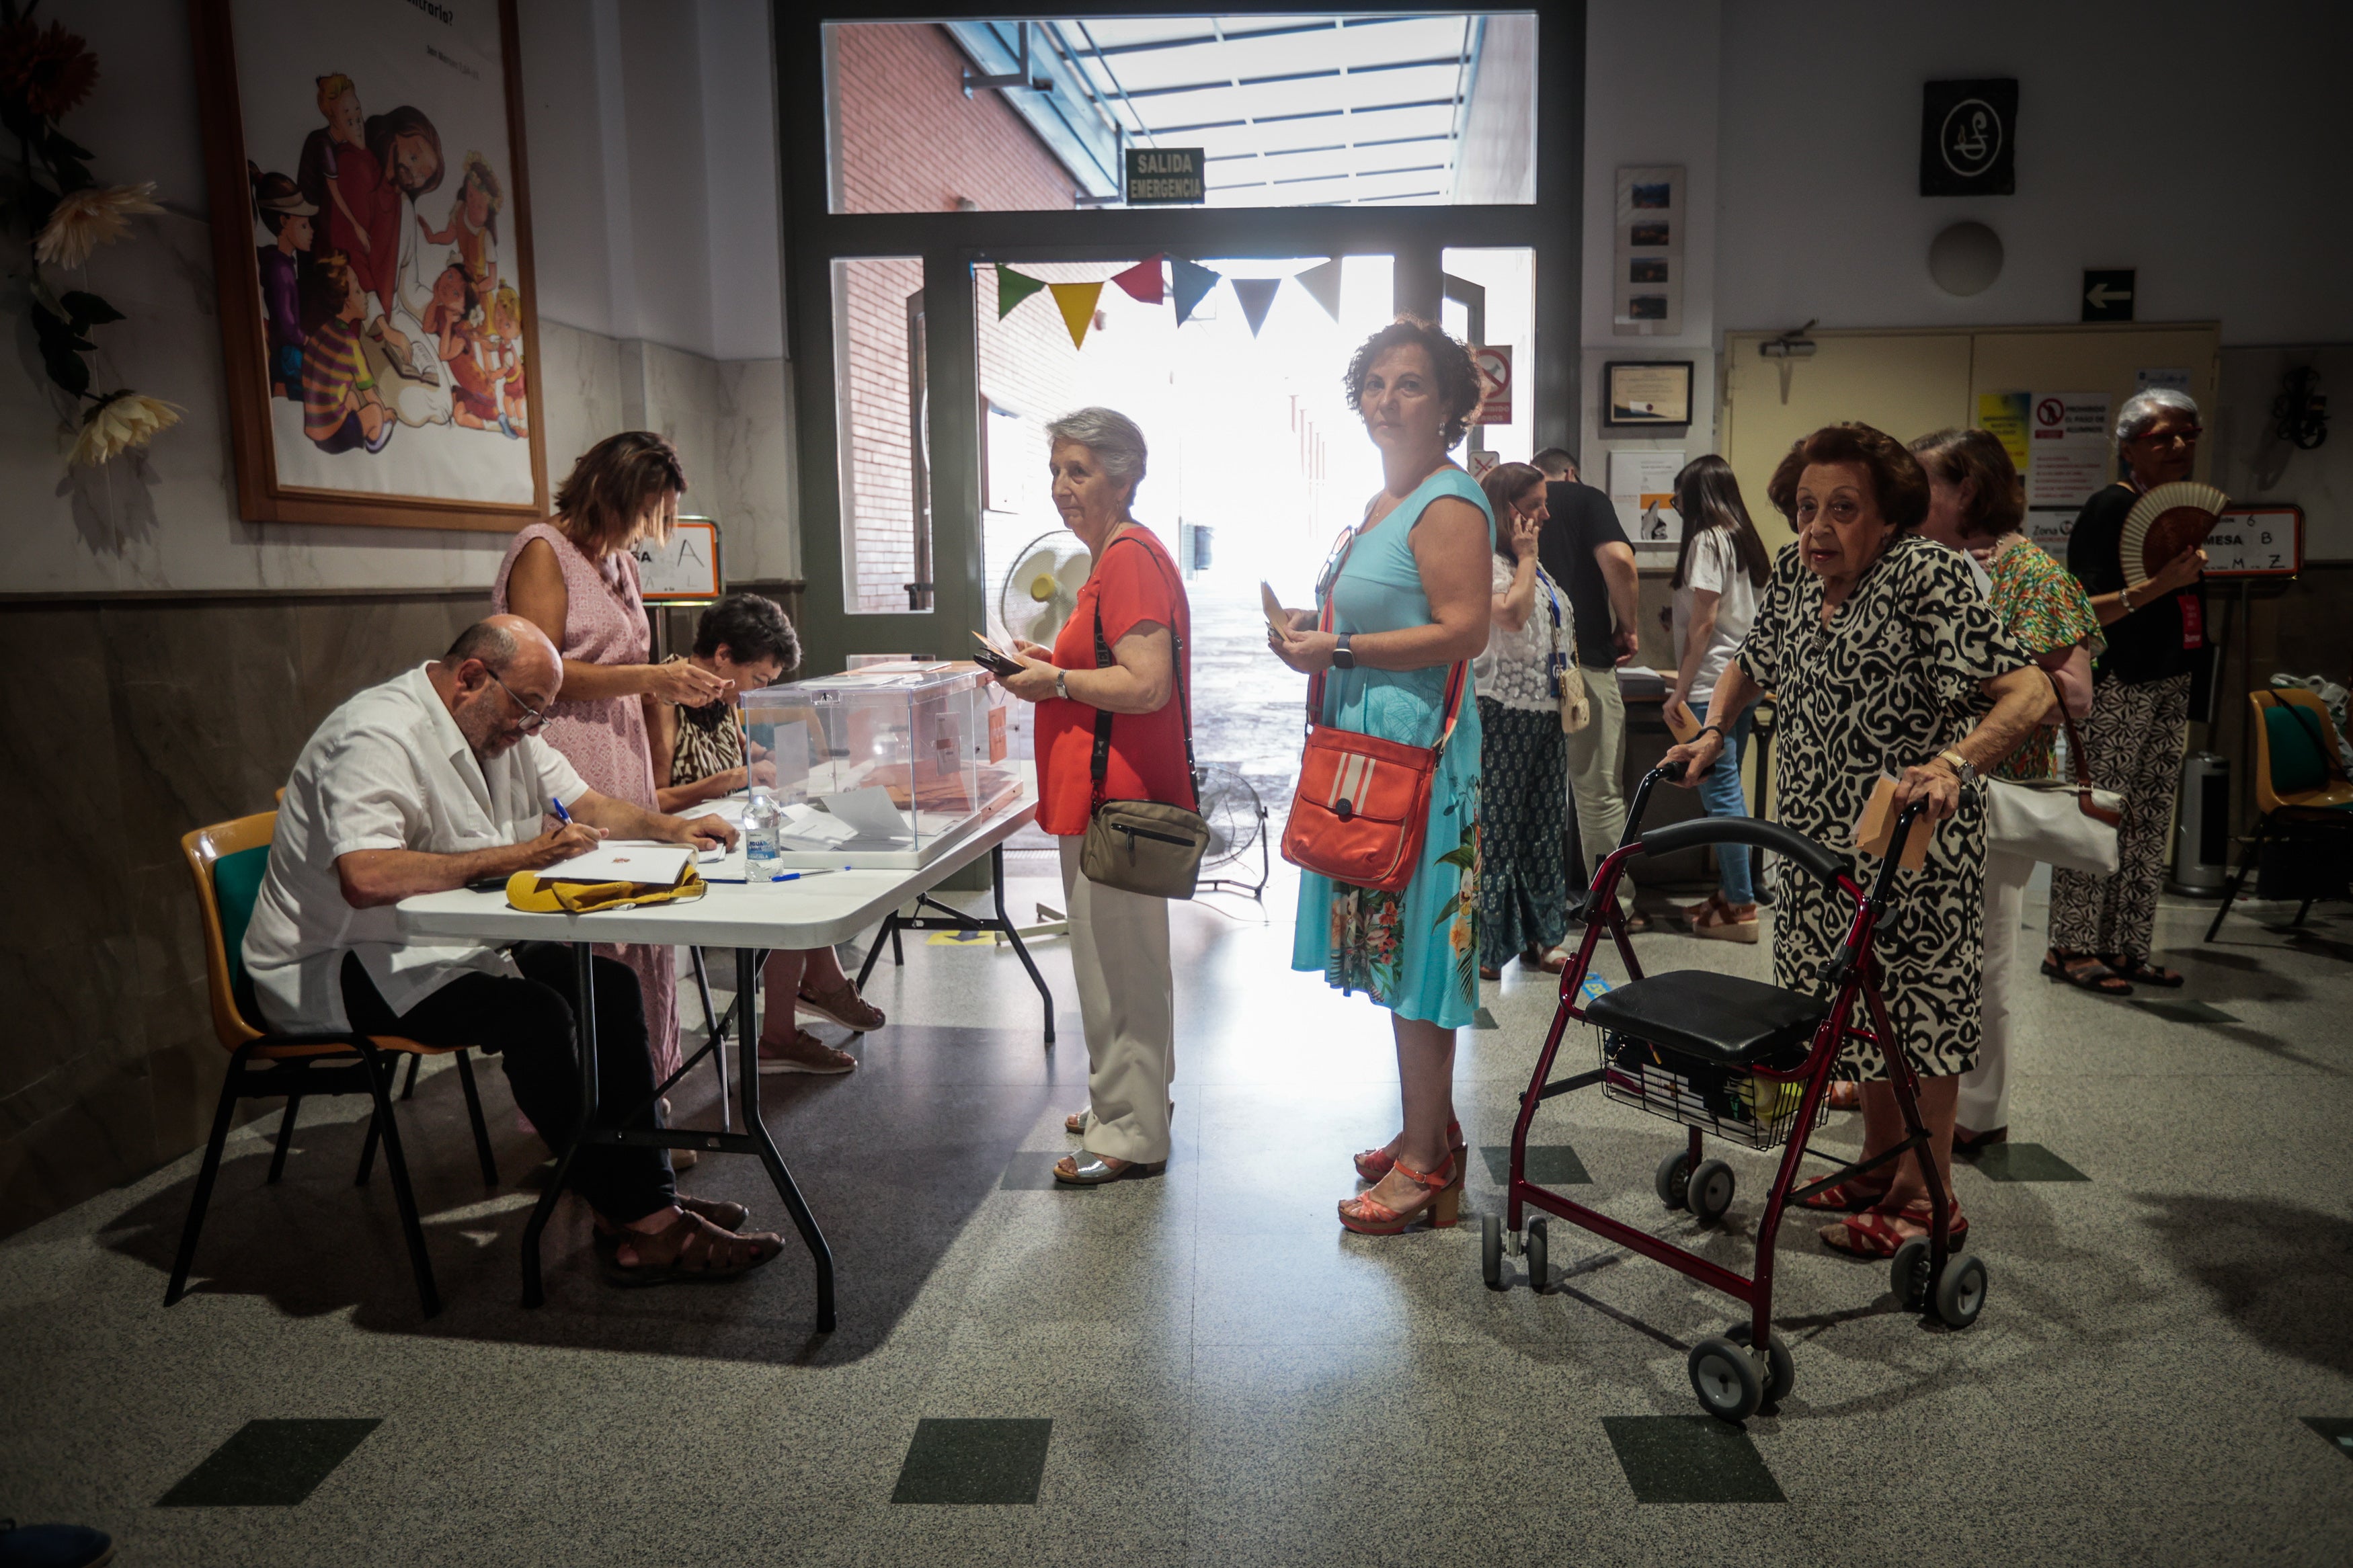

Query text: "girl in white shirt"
[1667, 454, 1773, 941]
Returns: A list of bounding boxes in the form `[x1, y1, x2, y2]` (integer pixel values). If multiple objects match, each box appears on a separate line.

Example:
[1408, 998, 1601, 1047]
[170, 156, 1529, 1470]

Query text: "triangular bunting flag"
[1110, 254, 1166, 304]
[1048, 280, 1105, 349]
[996, 265, 1047, 319]
[1231, 277, 1281, 337]
[1293, 257, 1344, 322]
[1172, 257, 1220, 325]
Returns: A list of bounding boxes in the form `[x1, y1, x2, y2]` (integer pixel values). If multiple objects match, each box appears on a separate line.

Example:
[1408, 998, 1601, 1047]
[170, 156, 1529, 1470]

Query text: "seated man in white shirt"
[243, 615, 781, 1284]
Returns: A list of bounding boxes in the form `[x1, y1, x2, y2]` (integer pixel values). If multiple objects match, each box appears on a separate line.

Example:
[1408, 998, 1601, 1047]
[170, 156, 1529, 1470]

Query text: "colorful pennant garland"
[1109, 253, 1166, 304]
[1230, 278, 1281, 337]
[1047, 280, 1105, 349]
[1171, 257, 1220, 325]
[996, 265, 1047, 319]
[988, 255, 1333, 343]
[1292, 257, 1344, 323]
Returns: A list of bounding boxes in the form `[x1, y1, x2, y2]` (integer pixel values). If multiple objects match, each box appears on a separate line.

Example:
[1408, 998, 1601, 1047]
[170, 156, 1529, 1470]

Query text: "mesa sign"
[1125, 147, 1205, 205]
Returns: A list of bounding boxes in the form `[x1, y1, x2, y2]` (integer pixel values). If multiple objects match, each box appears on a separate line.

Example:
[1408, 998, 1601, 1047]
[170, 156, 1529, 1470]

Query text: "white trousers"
[1059, 836, 1175, 1164]
[1958, 847, 2034, 1137]
[1564, 663, 1628, 882]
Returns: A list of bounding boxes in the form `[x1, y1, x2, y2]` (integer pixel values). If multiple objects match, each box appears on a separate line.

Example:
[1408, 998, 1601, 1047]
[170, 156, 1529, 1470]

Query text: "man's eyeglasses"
[484, 668, 548, 733]
[2135, 427, 2203, 448]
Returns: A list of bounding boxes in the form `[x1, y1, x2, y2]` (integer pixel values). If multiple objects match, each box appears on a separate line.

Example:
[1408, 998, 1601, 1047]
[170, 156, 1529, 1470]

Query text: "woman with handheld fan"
[1268, 317, 1494, 1236]
[988, 408, 1194, 1186]
[2048, 390, 2221, 995]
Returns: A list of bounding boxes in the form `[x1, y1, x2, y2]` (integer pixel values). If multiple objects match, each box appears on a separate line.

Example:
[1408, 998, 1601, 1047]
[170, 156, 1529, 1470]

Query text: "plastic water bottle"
[744, 787, 782, 881]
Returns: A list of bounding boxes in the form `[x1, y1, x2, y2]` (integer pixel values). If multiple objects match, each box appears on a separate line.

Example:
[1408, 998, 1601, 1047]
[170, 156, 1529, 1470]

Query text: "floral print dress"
[1290, 468, 1493, 1030]
[1984, 537, 2102, 782]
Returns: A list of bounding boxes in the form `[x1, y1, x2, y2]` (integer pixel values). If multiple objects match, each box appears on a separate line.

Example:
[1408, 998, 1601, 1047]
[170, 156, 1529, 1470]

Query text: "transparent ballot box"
[740, 661, 1022, 868]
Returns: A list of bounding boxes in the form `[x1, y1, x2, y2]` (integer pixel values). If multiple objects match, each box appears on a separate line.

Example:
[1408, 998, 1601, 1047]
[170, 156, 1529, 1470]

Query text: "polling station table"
[394, 792, 1048, 1332]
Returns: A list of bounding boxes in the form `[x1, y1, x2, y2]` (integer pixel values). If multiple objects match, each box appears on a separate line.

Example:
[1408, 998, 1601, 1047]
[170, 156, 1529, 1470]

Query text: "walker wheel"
[1481, 1213, 1504, 1290]
[1890, 1238, 1931, 1311]
[1724, 1322, 1794, 1406]
[1525, 1219, 1548, 1294]
[1933, 1253, 1989, 1329]
[1687, 1335, 1763, 1423]
[1688, 1159, 1736, 1225]
[1654, 1151, 1692, 1210]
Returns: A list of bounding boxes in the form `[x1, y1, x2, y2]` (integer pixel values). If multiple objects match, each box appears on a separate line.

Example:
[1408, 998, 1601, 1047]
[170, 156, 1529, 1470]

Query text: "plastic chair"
[2206, 690, 2353, 941]
[168, 811, 500, 1317]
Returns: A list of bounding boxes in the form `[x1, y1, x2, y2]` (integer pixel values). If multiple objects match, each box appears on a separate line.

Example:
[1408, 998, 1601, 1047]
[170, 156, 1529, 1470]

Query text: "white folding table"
[395, 796, 1049, 1331]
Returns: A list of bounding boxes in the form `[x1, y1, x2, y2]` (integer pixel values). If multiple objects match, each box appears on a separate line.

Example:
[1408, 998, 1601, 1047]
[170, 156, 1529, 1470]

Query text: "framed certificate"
[1601, 361, 1694, 428]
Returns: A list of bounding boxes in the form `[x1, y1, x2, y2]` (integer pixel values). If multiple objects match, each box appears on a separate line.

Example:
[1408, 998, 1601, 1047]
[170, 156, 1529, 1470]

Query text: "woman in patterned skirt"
[496, 432, 727, 1108]
[647, 591, 886, 1077]
[1664, 424, 2051, 1257]
[1911, 428, 2102, 1153]
[1271, 317, 1493, 1236]
[1472, 461, 1572, 981]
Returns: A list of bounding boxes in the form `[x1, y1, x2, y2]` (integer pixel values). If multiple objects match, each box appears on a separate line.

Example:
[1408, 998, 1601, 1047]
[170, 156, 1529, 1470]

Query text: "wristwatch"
[1936, 748, 1979, 787]
[1053, 669, 1068, 701]
[1332, 633, 1355, 671]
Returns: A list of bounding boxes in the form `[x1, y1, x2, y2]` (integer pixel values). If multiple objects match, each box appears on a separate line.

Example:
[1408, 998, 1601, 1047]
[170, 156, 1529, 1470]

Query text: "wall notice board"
[1720, 324, 2221, 553]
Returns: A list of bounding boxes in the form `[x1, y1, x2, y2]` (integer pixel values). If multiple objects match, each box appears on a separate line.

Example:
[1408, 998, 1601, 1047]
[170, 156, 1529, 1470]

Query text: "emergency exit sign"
[1125, 147, 1204, 205]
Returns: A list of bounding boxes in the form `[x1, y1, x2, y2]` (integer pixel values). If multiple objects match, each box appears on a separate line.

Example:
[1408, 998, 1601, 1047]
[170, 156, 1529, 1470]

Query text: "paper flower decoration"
[69, 392, 180, 468]
[35, 181, 162, 268]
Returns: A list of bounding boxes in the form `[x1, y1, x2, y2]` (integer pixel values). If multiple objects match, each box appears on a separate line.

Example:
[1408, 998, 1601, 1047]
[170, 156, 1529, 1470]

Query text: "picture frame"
[1601, 360, 1694, 428]
[191, 0, 549, 532]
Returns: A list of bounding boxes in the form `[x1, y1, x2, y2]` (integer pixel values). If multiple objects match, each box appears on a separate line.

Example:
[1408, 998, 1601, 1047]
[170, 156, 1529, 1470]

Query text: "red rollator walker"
[1486, 764, 1987, 1423]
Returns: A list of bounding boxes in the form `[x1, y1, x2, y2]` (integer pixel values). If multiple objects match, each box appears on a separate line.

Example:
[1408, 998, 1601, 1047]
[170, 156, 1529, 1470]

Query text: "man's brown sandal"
[602, 1212, 783, 1286]
[594, 1194, 749, 1238]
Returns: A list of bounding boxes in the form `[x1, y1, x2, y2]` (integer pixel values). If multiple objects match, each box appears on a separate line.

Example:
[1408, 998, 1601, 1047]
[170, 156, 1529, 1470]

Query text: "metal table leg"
[519, 940, 599, 1309]
[737, 947, 836, 1333]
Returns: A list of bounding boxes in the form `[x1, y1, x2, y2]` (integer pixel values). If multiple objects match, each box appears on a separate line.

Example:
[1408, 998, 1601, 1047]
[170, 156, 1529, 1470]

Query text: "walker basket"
[1597, 1030, 1826, 1153]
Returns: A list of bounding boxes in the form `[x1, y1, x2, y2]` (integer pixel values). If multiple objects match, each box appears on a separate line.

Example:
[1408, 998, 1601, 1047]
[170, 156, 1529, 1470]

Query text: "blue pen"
[549, 796, 572, 824]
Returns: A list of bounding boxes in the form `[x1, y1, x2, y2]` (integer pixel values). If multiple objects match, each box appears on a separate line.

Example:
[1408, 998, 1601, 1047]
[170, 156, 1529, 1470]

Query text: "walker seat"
[1585, 971, 1824, 1066]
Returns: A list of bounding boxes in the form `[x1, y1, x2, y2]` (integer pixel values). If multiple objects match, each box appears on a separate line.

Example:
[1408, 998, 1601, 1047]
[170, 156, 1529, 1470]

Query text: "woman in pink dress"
[495, 432, 729, 1107]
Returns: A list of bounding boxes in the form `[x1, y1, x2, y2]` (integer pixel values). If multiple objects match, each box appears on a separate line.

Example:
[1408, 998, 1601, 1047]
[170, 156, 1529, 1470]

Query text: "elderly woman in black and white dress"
[1665, 423, 2050, 1258]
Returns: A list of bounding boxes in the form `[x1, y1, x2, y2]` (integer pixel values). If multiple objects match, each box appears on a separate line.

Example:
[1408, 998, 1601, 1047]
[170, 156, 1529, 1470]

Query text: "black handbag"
[1078, 536, 1211, 899]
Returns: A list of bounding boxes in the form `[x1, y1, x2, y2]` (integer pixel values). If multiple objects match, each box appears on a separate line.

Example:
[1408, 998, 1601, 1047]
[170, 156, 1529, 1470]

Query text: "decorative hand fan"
[2118, 482, 2231, 579]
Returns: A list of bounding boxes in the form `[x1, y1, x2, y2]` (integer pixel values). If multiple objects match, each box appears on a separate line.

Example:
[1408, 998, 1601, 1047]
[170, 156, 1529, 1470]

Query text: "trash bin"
[2168, 751, 2229, 896]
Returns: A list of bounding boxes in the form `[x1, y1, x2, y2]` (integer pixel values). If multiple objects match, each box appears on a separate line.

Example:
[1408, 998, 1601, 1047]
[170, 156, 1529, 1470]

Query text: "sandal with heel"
[1338, 1153, 1461, 1235]
[1355, 1119, 1464, 1184]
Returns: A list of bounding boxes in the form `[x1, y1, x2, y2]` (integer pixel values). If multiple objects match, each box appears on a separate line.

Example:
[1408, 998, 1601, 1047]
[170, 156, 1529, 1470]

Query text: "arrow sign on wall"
[2081, 268, 2135, 323]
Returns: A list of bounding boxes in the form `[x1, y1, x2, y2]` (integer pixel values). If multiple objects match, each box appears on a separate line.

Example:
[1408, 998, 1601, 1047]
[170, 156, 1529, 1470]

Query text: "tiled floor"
[2, 872, 2349, 1565]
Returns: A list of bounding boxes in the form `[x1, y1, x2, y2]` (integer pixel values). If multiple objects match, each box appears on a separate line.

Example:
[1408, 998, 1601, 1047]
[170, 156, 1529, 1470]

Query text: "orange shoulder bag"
[1279, 531, 1470, 893]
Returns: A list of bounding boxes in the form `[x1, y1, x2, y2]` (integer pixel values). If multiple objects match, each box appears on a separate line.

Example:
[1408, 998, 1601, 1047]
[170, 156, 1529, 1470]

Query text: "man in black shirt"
[1534, 448, 1644, 903]
[2047, 391, 2210, 995]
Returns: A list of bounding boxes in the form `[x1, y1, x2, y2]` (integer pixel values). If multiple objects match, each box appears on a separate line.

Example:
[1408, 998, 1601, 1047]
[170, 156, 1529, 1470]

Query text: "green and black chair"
[2206, 690, 2353, 942]
[169, 811, 499, 1317]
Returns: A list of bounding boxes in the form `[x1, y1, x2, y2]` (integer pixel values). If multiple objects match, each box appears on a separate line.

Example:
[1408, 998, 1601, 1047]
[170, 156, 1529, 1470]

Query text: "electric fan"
[1193, 764, 1270, 900]
[996, 530, 1091, 651]
[2118, 481, 2231, 580]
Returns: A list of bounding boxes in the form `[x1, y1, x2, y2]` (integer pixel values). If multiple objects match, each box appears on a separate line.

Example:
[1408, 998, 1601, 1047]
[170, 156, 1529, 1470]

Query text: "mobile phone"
[969, 631, 1024, 677]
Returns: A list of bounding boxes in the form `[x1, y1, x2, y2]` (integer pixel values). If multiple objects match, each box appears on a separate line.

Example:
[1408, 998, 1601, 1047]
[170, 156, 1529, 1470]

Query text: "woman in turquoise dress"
[1271, 316, 1495, 1236]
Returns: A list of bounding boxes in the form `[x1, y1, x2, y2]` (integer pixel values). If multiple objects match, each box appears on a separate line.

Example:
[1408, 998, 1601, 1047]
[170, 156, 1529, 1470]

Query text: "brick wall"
[833, 24, 1079, 613]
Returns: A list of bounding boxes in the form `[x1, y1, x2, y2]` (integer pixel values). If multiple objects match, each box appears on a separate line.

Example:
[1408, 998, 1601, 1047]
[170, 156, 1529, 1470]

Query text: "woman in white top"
[1474, 462, 1576, 979]
[1666, 454, 1773, 942]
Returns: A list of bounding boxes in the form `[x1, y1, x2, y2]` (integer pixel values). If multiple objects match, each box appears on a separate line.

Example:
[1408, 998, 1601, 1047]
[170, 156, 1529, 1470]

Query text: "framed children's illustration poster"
[191, 0, 547, 532]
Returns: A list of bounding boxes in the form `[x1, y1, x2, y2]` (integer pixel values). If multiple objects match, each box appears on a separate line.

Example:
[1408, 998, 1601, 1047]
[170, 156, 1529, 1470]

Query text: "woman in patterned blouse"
[1664, 424, 2052, 1259]
[646, 593, 887, 1076]
[1911, 429, 2102, 1155]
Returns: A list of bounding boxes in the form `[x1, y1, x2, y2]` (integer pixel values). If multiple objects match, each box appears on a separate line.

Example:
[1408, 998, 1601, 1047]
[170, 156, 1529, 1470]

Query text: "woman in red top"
[994, 407, 1194, 1185]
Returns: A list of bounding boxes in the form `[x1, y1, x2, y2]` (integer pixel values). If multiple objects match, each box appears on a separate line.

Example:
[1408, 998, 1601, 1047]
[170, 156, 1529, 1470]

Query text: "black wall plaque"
[1920, 79, 2017, 196]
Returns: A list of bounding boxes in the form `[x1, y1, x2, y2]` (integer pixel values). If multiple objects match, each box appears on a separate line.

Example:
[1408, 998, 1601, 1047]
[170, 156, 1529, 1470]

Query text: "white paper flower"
[69, 392, 180, 467]
[35, 181, 163, 268]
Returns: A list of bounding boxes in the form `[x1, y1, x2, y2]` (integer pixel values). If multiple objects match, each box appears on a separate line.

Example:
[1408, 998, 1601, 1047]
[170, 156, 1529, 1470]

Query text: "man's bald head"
[438, 615, 563, 759]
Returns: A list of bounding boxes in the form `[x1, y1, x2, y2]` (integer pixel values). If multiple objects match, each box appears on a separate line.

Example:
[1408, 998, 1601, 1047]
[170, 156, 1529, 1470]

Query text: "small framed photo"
[1601, 361, 1695, 428]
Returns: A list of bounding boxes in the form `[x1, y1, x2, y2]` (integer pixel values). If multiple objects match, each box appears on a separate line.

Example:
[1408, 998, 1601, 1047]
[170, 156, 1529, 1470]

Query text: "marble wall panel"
[0, 592, 486, 1238]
